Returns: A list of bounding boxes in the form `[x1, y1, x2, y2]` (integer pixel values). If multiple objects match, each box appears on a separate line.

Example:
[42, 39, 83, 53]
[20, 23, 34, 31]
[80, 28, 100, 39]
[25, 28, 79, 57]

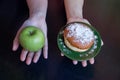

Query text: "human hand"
[12, 17, 48, 65]
[61, 18, 103, 67]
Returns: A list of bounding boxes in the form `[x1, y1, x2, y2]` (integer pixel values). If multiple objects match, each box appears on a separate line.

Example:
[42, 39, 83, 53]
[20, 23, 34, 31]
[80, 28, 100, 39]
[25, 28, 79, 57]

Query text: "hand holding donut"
[60, 18, 103, 67]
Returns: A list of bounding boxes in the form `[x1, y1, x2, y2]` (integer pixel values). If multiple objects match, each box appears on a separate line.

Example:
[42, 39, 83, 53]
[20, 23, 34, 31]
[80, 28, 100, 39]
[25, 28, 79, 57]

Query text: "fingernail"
[20, 57, 25, 62]
[12, 46, 15, 51]
[61, 53, 64, 56]
[33, 59, 38, 63]
[26, 59, 31, 65]
[82, 62, 87, 67]
[44, 56, 48, 59]
[90, 60, 95, 64]
[83, 64, 87, 67]
[26, 62, 31, 65]
[73, 61, 78, 65]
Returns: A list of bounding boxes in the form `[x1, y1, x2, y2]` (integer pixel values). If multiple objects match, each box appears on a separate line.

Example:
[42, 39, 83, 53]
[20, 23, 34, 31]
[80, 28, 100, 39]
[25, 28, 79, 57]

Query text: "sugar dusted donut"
[63, 23, 95, 52]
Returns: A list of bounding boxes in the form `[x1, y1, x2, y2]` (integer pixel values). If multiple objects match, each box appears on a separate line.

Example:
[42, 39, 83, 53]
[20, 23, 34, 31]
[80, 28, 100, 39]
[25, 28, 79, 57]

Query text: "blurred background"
[0, 0, 120, 80]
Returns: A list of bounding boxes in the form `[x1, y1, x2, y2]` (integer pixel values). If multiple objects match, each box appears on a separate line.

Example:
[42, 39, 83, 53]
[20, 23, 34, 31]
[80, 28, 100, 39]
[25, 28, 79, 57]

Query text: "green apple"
[19, 26, 45, 52]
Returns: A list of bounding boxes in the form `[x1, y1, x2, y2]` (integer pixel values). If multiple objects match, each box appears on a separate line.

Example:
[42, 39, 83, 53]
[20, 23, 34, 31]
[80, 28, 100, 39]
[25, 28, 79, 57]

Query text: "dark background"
[0, 0, 120, 80]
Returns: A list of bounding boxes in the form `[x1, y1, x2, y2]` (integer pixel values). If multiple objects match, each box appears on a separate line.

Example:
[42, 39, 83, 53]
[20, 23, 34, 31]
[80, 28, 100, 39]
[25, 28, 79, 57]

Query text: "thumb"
[12, 34, 19, 51]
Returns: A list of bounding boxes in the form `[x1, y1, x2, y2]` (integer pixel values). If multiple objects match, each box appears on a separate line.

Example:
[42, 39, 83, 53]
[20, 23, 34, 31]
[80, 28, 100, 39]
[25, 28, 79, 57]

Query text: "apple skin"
[19, 26, 45, 52]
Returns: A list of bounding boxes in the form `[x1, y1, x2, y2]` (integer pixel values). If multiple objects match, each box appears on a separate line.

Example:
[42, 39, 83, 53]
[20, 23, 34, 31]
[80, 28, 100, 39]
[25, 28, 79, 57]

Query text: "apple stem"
[30, 31, 34, 35]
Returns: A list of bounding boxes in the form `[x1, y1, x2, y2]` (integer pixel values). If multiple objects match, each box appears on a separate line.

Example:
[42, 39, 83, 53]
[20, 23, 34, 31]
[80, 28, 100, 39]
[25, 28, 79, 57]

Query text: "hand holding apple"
[12, 18, 48, 65]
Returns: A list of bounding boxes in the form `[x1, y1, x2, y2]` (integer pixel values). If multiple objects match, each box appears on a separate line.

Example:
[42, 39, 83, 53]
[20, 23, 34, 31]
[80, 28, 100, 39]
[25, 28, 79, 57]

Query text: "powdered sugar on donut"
[66, 23, 94, 45]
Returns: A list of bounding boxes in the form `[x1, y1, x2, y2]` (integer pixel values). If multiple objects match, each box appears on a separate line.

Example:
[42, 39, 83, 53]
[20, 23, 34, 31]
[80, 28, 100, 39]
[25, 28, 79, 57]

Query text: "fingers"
[61, 53, 94, 67]
[20, 49, 42, 65]
[61, 53, 64, 56]
[26, 52, 34, 65]
[73, 60, 78, 65]
[81, 58, 94, 67]
[33, 50, 42, 63]
[12, 27, 22, 51]
[72, 58, 94, 67]
[20, 49, 28, 61]
[12, 37, 19, 51]
[43, 38, 48, 59]
[101, 40, 104, 46]
[12, 21, 29, 51]
[89, 58, 95, 64]
[82, 60, 87, 67]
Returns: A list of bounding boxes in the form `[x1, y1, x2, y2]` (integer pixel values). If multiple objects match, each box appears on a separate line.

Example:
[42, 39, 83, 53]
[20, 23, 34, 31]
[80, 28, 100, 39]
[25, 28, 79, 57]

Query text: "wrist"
[67, 17, 90, 25]
[67, 17, 84, 23]
[29, 12, 46, 21]
[25, 14, 46, 28]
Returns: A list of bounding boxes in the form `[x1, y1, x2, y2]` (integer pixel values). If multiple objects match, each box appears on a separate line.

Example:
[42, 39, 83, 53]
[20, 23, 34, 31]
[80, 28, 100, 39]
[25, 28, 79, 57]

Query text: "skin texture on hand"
[12, 18, 48, 65]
